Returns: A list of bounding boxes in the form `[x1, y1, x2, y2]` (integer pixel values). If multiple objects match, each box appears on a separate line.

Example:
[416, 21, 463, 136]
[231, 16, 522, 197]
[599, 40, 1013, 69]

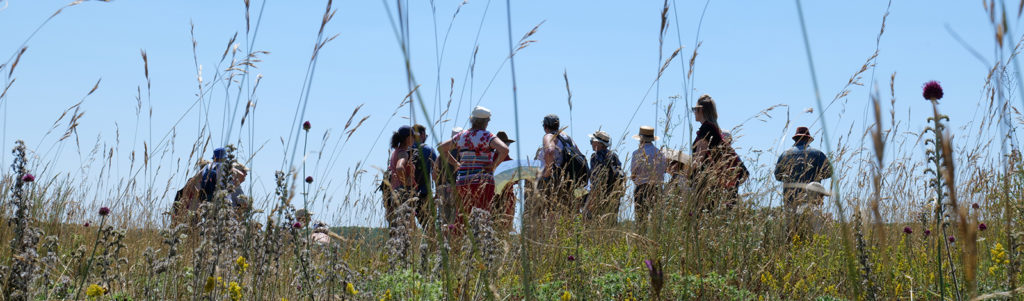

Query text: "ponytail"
[390, 132, 402, 149]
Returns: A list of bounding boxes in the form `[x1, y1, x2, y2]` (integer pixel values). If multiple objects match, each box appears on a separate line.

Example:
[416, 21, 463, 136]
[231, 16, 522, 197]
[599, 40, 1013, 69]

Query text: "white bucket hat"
[588, 130, 612, 147]
[471, 106, 491, 119]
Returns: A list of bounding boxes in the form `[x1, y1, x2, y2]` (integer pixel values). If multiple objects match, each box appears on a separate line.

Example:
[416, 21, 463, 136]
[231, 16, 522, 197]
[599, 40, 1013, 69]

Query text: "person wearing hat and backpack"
[437, 106, 509, 233]
[774, 126, 833, 238]
[583, 130, 624, 226]
[630, 125, 666, 233]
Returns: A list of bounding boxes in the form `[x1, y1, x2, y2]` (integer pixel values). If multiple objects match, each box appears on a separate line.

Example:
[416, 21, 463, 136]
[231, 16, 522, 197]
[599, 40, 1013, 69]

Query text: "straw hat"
[805, 182, 831, 196]
[632, 126, 659, 142]
[792, 126, 814, 142]
[471, 106, 491, 119]
[588, 130, 612, 146]
[663, 149, 691, 165]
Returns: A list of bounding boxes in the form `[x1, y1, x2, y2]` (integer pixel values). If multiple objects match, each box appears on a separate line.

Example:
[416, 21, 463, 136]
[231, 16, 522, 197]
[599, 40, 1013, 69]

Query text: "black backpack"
[554, 134, 590, 187]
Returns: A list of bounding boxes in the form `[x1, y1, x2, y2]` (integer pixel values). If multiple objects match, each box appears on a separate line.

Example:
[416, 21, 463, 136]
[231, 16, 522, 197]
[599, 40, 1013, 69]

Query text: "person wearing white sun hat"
[437, 106, 509, 234]
[583, 130, 624, 226]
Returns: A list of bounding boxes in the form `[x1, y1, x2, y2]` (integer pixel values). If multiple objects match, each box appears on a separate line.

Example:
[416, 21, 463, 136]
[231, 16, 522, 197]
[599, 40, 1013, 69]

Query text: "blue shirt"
[774, 143, 833, 184]
[412, 142, 438, 195]
[631, 143, 666, 185]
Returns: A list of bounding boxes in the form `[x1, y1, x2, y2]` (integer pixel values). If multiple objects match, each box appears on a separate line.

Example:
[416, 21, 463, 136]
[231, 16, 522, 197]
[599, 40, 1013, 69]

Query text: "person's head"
[412, 124, 428, 143]
[212, 147, 228, 162]
[589, 130, 611, 151]
[693, 94, 719, 124]
[470, 106, 491, 130]
[632, 126, 659, 145]
[450, 127, 463, 138]
[295, 209, 312, 226]
[390, 126, 414, 149]
[664, 149, 690, 174]
[792, 126, 814, 145]
[542, 114, 560, 133]
[496, 131, 516, 146]
[721, 130, 733, 145]
[232, 162, 249, 186]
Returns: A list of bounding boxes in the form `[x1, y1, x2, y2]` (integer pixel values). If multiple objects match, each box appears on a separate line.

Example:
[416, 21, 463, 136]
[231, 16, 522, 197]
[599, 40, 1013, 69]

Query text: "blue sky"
[0, 0, 1016, 227]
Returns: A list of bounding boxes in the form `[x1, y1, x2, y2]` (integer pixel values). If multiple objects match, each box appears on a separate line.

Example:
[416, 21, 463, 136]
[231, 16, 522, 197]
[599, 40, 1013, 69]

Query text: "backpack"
[554, 134, 590, 187]
[720, 144, 749, 188]
[410, 146, 428, 191]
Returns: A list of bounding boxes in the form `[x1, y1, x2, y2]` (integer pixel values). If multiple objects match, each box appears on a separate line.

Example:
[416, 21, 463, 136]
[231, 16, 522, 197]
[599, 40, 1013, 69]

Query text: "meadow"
[3, 0, 1024, 300]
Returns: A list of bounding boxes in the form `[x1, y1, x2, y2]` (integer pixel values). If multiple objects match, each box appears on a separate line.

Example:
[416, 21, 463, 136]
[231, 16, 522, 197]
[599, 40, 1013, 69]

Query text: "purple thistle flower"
[98, 207, 110, 216]
[979, 223, 988, 231]
[948, 236, 956, 243]
[303, 121, 312, 131]
[924, 229, 931, 236]
[972, 203, 980, 209]
[903, 227, 913, 234]
[305, 176, 314, 184]
[293, 222, 303, 229]
[84, 222, 90, 227]
[567, 255, 575, 262]
[922, 81, 944, 101]
[21, 173, 35, 183]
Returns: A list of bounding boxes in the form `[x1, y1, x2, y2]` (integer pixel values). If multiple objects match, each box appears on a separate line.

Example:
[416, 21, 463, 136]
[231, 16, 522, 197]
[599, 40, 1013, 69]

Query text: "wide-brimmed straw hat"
[632, 126, 659, 142]
[663, 149, 691, 165]
[792, 126, 814, 142]
[588, 130, 612, 146]
[496, 131, 515, 144]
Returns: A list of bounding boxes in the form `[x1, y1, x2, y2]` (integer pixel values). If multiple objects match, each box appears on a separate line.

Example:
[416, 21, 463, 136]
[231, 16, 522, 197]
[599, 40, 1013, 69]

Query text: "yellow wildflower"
[380, 289, 392, 301]
[346, 282, 359, 295]
[205, 276, 223, 293]
[236, 256, 250, 273]
[228, 281, 242, 301]
[561, 290, 573, 301]
[86, 284, 107, 298]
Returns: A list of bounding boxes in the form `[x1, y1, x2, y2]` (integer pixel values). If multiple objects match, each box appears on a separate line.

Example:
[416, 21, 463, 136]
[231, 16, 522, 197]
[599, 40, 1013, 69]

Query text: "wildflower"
[235, 256, 249, 273]
[305, 176, 314, 184]
[380, 289, 392, 301]
[84, 222, 90, 227]
[303, 121, 312, 131]
[560, 291, 573, 301]
[972, 203, 980, 209]
[924, 229, 931, 236]
[903, 227, 913, 234]
[948, 236, 956, 243]
[293, 222, 303, 229]
[21, 173, 34, 182]
[228, 281, 242, 301]
[567, 255, 575, 262]
[346, 282, 359, 295]
[86, 284, 107, 297]
[979, 223, 988, 231]
[204, 276, 223, 293]
[99, 207, 110, 216]
[922, 81, 944, 101]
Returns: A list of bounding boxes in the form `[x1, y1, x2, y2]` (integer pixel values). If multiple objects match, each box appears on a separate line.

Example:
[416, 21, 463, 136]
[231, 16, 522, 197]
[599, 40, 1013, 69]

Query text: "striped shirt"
[454, 129, 496, 186]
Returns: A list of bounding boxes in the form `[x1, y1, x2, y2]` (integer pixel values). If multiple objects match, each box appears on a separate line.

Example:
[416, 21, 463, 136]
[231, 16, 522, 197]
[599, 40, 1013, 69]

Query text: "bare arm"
[437, 139, 459, 168]
[542, 133, 557, 177]
[488, 138, 509, 172]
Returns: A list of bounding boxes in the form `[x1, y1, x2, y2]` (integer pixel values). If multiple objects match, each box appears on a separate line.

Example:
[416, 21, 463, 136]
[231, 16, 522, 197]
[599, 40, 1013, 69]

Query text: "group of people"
[171, 147, 251, 225]
[382, 94, 835, 237]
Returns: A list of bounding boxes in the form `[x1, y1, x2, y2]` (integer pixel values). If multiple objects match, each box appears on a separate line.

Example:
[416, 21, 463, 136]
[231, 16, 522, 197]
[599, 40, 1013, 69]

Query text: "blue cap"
[213, 148, 227, 160]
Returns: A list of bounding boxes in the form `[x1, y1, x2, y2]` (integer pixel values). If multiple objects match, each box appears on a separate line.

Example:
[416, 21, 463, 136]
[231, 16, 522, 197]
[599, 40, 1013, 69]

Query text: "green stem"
[73, 215, 108, 299]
